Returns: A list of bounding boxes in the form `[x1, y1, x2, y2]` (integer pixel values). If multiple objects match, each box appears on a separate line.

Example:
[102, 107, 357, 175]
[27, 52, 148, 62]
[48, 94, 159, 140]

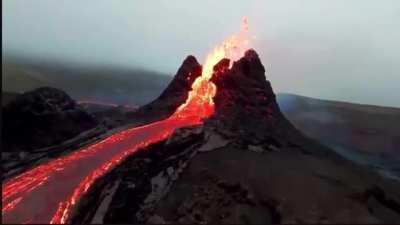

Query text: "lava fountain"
[2, 18, 252, 224]
[172, 17, 251, 120]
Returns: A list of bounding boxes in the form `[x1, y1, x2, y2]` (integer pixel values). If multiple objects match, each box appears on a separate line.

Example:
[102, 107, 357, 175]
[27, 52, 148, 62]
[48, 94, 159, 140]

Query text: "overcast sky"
[3, 0, 400, 107]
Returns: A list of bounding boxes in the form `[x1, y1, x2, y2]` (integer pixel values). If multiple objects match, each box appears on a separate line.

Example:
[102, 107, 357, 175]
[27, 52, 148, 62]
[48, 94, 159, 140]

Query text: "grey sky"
[3, 0, 400, 107]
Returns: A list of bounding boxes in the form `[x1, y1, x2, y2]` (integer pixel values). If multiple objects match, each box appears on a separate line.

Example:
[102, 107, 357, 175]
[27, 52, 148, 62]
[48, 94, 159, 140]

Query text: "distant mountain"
[2, 57, 171, 105]
[277, 93, 400, 181]
[277, 93, 400, 156]
[2, 63, 51, 93]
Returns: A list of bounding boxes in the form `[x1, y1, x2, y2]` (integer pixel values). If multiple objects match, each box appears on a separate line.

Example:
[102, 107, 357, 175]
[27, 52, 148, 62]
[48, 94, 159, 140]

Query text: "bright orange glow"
[173, 17, 251, 120]
[2, 18, 252, 224]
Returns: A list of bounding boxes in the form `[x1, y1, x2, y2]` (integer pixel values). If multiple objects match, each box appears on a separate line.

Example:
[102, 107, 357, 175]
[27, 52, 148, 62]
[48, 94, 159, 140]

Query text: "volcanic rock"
[68, 50, 400, 224]
[68, 126, 205, 224]
[127, 56, 202, 124]
[207, 49, 309, 149]
[2, 87, 97, 152]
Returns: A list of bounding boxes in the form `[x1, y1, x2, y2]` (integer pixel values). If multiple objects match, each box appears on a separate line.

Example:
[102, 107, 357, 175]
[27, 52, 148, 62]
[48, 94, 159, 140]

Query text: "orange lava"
[2, 17, 252, 224]
[173, 17, 251, 120]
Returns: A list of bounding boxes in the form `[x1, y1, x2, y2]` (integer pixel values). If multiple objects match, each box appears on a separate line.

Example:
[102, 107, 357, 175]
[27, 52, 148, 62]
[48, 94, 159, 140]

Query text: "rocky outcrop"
[2, 87, 97, 151]
[68, 126, 205, 224]
[206, 49, 313, 151]
[210, 49, 280, 126]
[127, 56, 202, 124]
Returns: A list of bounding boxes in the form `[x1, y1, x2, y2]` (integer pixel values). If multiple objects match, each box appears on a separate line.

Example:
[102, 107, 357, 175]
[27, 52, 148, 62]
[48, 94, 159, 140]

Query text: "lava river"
[2, 18, 251, 224]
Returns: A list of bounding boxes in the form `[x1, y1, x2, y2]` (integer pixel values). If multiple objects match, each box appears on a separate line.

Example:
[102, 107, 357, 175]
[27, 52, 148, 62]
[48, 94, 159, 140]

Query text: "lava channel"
[2, 17, 252, 224]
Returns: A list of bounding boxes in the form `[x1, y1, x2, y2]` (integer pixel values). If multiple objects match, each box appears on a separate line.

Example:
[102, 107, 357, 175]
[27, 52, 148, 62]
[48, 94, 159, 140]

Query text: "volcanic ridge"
[67, 49, 400, 224]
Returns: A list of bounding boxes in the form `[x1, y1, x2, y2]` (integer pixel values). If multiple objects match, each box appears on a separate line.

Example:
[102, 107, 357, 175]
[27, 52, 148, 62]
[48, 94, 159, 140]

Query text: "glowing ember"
[2, 18, 252, 224]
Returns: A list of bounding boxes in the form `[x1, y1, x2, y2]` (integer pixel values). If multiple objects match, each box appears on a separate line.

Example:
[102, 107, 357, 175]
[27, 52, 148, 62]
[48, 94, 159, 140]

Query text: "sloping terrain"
[68, 50, 400, 224]
[2, 87, 97, 152]
[277, 93, 400, 180]
[152, 141, 400, 224]
[2, 58, 171, 105]
[2, 63, 51, 93]
[1, 53, 207, 224]
[277, 93, 400, 156]
[125, 55, 202, 125]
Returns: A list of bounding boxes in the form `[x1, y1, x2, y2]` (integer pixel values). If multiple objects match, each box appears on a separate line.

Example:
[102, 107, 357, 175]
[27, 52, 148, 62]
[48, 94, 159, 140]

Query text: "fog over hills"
[278, 93, 400, 180]
[278, 93, 400, 156]
[3, 57, 171, 106]
[4, 1, 400, 107]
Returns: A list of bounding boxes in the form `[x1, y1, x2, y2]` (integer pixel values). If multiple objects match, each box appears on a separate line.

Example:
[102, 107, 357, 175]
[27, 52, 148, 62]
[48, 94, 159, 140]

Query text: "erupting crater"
[172, 17, 252, 121]
[2, 18, 256, 224]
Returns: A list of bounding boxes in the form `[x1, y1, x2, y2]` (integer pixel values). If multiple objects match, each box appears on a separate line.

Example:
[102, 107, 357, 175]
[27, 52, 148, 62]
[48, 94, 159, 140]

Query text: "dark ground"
[3, 51, 400, 224]
[153, 143, 400, 224]
[67, 50, 400, 224]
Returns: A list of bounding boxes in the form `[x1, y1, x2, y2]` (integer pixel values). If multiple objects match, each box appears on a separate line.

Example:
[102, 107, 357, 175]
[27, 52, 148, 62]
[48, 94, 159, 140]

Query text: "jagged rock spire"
[158, 55, 202, 100]
[128, 55, 202, 124]
[208, 49, 302, 147]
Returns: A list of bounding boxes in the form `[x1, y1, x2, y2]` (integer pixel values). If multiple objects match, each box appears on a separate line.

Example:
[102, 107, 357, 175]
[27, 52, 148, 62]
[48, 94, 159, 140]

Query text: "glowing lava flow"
[2, 18, 252, 224]
[173, 17, 251, 120]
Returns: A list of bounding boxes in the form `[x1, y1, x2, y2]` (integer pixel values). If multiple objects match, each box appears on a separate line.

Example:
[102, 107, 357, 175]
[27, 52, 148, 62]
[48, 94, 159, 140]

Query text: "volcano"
[3, 18, 400, 224]
[65, 50, 400, 224]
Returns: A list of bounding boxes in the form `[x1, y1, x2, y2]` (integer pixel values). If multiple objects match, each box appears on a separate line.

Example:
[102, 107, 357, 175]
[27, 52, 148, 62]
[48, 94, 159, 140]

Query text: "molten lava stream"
[3, 117, 202, 224]
[2, 17, 251, 224]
